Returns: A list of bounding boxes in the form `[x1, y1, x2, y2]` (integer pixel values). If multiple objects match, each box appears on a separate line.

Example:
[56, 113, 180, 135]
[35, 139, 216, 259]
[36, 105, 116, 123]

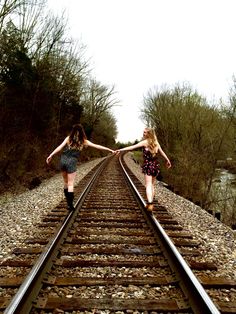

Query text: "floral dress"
[142, 147, 160, 177]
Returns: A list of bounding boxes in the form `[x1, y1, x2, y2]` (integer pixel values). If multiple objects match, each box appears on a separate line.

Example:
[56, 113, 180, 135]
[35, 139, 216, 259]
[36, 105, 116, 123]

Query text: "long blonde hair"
[145, 128, 159, 156]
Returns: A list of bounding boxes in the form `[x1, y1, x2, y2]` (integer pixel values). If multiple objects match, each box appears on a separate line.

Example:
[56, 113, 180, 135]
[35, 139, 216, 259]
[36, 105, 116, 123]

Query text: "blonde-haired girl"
[117, 128, 171, 211]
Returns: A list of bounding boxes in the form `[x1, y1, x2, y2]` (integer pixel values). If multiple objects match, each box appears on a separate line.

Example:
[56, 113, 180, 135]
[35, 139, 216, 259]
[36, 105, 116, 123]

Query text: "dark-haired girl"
[46, 124, 114, 210]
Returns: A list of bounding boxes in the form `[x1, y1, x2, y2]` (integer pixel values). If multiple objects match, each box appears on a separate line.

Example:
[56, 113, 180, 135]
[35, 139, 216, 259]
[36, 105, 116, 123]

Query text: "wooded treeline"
[0, 0, 118, 191]
[141, 83, 236, 226]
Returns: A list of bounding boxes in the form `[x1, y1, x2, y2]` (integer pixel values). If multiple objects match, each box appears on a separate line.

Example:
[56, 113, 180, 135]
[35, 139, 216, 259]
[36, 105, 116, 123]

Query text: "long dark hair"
[68, 124, 87, 150]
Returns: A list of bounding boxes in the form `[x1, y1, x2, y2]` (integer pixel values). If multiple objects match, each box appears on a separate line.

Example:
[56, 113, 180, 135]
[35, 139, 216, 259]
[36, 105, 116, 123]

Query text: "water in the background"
[209, 169, 236, 226]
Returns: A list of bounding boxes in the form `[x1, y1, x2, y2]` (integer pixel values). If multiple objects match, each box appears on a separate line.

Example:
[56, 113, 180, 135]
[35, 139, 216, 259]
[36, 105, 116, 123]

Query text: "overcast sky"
[47, 0, 236, 142]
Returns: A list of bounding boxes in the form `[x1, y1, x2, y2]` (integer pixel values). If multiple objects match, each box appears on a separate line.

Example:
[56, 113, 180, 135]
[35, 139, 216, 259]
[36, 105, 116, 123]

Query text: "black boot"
[64, 189, 70, 210]
[64, 188, 69, 198]
[67, 192, 75, 211]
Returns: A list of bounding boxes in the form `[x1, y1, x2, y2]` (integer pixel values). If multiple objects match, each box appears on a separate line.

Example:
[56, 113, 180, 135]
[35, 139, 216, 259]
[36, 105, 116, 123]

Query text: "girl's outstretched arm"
[46, 136, 69, 164]
[85, 140, 114, 153]
[118, 140, 147, 152]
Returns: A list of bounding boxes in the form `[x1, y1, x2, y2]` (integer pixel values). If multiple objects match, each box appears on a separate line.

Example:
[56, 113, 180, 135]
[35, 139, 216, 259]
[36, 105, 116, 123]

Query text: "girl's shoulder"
[61, 136, 70, 146]
[141, 139, 148, 146]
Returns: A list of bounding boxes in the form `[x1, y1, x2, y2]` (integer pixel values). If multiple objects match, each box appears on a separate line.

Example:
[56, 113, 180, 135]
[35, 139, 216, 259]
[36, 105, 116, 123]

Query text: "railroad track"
[0, 154, 235, 313]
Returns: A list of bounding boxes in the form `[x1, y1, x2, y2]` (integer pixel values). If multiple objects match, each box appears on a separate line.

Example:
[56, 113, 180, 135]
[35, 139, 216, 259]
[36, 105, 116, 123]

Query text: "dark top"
[62, 145, 80, 158]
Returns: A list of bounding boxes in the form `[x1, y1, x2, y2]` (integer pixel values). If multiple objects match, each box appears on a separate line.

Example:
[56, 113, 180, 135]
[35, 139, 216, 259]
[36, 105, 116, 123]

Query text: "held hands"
[113, 149, 121, 155]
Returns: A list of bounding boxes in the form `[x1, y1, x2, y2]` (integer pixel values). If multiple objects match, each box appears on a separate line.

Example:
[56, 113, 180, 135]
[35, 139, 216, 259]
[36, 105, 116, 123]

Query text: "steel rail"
[119, 154, 220, 314]
[4, 157, 110, 314]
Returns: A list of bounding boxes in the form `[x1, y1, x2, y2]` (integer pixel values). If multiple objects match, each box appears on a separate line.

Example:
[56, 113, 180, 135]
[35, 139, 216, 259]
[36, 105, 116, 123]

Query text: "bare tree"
[0, 0, 23, 32]
[81, 79, 119, 136]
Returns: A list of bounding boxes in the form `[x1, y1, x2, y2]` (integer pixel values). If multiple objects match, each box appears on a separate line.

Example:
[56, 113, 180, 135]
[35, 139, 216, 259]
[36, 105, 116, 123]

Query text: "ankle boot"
[67, 192, 75, 211]
[146, 202, 154, 212]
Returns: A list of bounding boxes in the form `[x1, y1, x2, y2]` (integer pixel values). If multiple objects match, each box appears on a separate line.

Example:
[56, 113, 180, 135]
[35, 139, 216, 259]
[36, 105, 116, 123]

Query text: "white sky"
[47, 0, 236, 142]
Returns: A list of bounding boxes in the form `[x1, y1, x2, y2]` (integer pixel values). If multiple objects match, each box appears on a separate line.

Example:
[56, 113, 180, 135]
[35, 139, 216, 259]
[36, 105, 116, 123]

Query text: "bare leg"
[67, 172, 77, 192]
[152, 176, 156, 201]
[61, 171, 68, 189]
[145, 174, 154, 203]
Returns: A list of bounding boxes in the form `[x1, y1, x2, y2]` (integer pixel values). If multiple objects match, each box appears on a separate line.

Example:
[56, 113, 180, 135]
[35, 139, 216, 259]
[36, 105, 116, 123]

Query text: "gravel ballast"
[124, 153, 236, 280]
[0, 158, 105, 260]
[0, 153, 235, 281]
